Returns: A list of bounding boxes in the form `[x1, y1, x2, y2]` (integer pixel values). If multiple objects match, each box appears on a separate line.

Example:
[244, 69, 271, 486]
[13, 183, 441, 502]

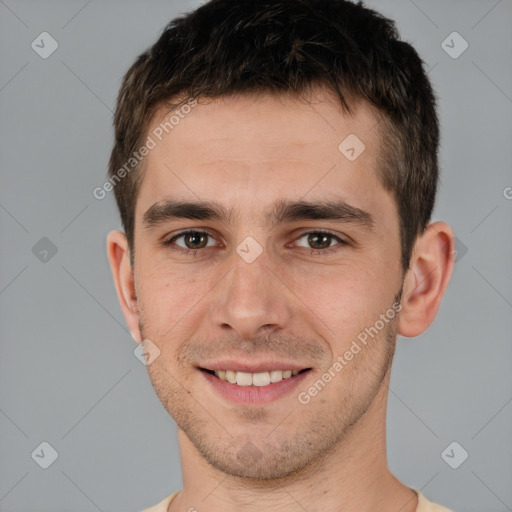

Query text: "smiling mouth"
[200, 368, 311, 387]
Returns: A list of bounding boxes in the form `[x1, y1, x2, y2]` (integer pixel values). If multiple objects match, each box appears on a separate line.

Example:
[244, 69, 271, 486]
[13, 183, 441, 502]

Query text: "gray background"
[0, 0, 511, 511]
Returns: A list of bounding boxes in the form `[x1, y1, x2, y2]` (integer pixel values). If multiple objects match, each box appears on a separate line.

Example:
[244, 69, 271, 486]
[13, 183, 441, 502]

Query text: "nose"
[208, 248, 294, 340]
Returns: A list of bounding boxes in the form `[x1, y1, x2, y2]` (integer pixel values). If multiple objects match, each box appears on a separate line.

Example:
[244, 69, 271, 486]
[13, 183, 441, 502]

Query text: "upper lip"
[199, 359, 311, 373]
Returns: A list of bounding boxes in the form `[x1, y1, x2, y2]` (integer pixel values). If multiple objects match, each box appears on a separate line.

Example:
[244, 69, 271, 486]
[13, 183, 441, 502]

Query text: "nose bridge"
[210, 246, 292, 338]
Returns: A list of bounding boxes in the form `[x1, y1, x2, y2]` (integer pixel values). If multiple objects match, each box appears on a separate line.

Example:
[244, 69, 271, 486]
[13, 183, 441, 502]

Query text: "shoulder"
[139, 490, 180, 512]
[414, 489, 455, 512]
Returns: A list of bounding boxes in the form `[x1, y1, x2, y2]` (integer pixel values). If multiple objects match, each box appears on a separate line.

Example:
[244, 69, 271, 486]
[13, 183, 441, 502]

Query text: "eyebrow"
[142, 198, 374, 231]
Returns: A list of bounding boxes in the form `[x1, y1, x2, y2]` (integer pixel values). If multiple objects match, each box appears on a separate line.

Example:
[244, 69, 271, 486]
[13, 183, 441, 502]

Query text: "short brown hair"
[108, 0, 439, 271]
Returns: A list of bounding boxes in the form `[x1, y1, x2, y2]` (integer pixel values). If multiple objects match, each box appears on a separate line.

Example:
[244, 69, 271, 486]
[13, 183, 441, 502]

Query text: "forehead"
[136, 88, 392, 225]
[147, 88, 380, 159]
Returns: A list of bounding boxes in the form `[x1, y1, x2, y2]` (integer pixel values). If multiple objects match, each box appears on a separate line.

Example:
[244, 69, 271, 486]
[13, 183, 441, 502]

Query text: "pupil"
[186, 232, 207, 249]
[309, 233, 330, 249]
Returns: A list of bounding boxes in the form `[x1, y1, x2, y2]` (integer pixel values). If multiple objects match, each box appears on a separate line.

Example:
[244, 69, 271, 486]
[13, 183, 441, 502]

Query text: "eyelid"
[294, 228, 347, 241]
[291, 229, 347, 249]
[164, 228, 346, 242]
[164, 229, 221, 247]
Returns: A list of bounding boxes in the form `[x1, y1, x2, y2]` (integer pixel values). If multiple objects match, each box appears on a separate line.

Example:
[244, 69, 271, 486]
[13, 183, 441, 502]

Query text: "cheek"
[136, 264, 205, 336]
[287, 265, 395, 353]
[289, 262, 386, 316]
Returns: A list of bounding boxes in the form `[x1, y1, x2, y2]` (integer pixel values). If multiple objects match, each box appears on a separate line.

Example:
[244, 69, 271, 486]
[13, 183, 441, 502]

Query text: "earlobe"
[106, 230, 141, 343]
[398, 222, 455, 338]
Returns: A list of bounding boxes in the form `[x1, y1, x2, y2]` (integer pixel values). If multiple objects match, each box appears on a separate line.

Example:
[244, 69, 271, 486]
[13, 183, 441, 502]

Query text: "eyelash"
[163, 229, 347, 257]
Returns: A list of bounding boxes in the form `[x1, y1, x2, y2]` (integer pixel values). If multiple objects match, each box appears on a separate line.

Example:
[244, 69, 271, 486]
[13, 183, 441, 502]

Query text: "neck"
[170, 372, 418, 512]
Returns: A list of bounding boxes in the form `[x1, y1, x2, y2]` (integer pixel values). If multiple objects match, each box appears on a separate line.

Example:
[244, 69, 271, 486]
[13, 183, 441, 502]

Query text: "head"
[107, 0, 454, 481]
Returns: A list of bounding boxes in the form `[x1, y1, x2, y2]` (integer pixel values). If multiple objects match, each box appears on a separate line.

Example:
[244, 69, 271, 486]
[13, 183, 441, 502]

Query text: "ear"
[106, 230, 141, 343]
[398, 221, 455, 337]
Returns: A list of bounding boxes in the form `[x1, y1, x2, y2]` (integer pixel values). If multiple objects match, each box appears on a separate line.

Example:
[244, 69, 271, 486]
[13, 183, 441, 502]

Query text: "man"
[106, 0, 455, 510]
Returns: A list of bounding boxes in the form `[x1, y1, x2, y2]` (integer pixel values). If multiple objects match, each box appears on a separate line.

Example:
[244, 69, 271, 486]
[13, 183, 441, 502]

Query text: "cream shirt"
[141, 488, 454, 512]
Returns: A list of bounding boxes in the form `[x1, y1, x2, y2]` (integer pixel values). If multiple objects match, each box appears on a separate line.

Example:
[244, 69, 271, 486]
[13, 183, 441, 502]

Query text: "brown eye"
[307, 233, 332, 249]
[165, 230, 216, 251]
[294, 230, 347, 255]
[183, 231, 209, 249]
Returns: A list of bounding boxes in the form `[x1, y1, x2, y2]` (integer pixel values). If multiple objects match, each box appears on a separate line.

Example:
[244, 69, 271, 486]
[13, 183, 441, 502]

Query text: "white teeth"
[225, 370, 237, 384]
[236, 372, 252, 386]
[252, 372, 271, 386]
[213, 369, 302, 386]
[269, 370, 283, 383]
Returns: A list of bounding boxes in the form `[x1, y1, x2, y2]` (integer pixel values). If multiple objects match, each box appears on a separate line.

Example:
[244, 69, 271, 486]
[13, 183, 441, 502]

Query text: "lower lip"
[201, 370, 311, 405]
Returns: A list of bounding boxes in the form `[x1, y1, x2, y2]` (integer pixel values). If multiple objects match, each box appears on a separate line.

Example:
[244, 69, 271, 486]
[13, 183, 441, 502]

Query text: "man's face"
[132, 89, 404, 479]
